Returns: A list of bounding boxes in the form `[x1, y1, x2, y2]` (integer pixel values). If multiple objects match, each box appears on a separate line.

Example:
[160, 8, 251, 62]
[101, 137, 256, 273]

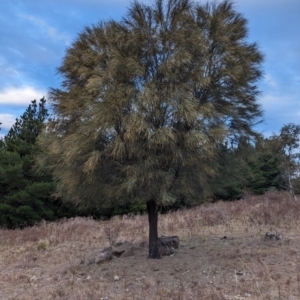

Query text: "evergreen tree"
[0, 122, 3, 148]
[38, 0, 263, 258]
[210, 142, 249, 200]
[211, 136, 285, 200]
[0, 98, 58, 228]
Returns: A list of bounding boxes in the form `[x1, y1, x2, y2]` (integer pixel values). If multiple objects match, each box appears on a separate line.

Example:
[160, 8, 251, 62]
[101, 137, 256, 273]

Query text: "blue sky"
[0, 0, 299, 138]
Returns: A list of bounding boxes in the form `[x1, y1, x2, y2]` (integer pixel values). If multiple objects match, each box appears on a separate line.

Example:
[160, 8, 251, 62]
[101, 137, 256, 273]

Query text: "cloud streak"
[18, 13, 71, 45]
[0, 86, 46, 106]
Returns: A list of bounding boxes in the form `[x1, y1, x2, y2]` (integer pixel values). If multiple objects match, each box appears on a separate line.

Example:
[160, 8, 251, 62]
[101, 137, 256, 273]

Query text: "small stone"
[114, 275, 120, 281]
[125, 288, 129, 292]
[265, 231, 282, 240]
[30, 276, 37, 282]
[86, 275, 92, 280]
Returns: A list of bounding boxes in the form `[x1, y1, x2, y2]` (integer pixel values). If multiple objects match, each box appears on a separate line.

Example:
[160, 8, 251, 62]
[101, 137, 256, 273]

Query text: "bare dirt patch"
[1, 191, 300, 299]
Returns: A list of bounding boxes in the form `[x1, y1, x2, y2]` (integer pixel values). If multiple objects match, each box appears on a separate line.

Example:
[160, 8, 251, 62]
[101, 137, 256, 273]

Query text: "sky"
[0, 0, 299, 139]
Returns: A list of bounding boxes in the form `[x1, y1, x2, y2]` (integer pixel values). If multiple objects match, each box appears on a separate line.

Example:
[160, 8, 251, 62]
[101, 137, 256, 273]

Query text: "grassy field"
[1, 191, 300, 299]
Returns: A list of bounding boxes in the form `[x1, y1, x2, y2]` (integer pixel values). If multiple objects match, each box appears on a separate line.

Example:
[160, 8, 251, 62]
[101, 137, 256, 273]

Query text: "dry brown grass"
[1, 191, 300, 299]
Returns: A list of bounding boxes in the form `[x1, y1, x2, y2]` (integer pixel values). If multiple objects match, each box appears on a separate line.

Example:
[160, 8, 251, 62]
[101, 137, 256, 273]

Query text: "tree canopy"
[0, 99, 58, 227]
[38, 0, 263, 258]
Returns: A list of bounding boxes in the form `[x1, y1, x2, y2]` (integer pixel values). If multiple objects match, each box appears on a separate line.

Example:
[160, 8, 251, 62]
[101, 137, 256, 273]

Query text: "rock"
[265, 231, 282, 240]
[122, 247, 134, 257]
[87, 242, 134, 265]
[111, 250, 125, 257]
[112, 241, 134, 258]
[95, 247, 112, 264]
[114, 275, 120, 281]
[139, 241, 147, 248]
[159, 245, 175, 256]
[158, 235, 180, 249]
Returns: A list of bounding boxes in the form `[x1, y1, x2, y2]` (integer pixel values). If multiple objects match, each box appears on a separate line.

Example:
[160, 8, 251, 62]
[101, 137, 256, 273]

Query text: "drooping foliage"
[38, 0, 263, 258]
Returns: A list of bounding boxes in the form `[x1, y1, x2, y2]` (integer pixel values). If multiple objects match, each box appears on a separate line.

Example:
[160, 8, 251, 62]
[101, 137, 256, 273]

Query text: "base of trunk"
[147, 199, 161, 259]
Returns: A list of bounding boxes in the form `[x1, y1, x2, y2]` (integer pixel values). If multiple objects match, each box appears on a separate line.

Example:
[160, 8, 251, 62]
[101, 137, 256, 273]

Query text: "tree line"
[1, 0, 299, 258]
[1, 100, 298, 229]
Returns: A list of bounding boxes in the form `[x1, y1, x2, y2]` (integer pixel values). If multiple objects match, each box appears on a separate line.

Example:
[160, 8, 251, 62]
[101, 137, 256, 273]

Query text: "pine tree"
[38, 0, 263, 258]
[0, 98, 58, 228]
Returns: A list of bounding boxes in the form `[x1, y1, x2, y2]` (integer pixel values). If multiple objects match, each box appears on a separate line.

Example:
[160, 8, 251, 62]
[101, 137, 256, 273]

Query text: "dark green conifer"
[0, 98, 57, 228]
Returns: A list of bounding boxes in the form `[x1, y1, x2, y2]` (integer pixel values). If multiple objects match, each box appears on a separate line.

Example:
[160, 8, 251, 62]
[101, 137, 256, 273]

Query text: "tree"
[210, 141, 250, 200]
[276, 124, 300, 200]
[4, 98, 49, 154]
[0, 122, 3, 148]
[38, 0, 263, 258]
[210, 135, 285, 201]
[0, 98, 58, 228]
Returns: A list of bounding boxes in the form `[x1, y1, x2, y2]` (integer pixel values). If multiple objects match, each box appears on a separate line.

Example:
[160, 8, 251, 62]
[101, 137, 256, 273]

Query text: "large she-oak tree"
[38, 0, 263, 258]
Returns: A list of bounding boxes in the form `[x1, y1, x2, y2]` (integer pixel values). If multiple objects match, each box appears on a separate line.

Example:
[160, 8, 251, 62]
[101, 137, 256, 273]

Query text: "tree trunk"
[147, 198, 161, 259]
[287, 158, 297, 201]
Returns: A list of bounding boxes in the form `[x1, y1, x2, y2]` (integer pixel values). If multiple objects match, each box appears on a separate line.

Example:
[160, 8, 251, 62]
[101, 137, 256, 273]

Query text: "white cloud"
[0, 113, 16, 130]
[0, 86, 46, 106]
